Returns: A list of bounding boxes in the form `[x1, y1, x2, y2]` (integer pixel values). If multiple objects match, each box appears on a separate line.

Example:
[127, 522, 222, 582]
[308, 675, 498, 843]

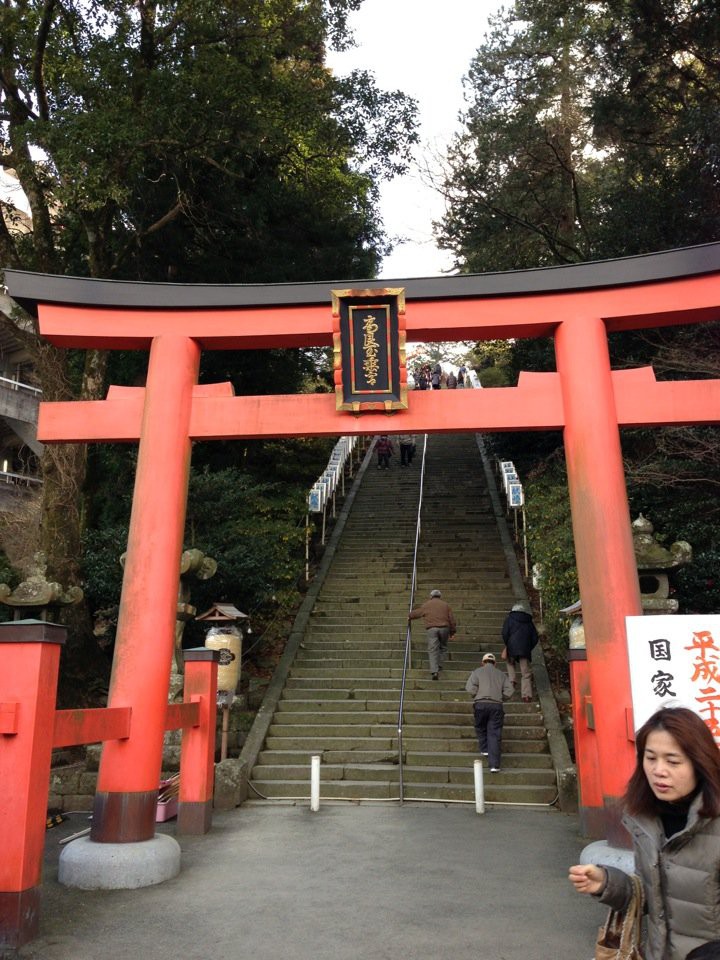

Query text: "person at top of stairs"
[375, 434, 394, 469]
[408, 588, 457, 680]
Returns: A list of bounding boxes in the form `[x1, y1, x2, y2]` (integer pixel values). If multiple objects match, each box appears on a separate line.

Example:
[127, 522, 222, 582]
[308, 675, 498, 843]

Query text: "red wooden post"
[567, 652, 603, 818]
[0, 620, 66, 951]
[91, 335, 200, 843]
[177, 648, 220, 835]
[555, 315, 642, 841]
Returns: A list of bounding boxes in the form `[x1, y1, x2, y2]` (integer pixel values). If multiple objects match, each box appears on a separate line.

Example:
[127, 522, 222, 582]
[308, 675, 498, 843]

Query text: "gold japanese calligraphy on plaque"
[331, 287, 407, 412]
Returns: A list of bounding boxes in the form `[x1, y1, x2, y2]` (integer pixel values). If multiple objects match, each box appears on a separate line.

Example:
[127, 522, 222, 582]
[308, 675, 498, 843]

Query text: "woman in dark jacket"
[501, 603, 538, 702]
[569, 706, 720, 960]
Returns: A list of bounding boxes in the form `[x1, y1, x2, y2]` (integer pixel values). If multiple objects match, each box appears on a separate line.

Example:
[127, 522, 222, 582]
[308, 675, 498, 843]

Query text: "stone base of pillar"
[58, 834, 180, 890]
[579, 839, 634, 875]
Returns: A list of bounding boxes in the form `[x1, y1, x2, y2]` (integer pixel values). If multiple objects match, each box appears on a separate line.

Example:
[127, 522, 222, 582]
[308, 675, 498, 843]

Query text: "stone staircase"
[248, 433, 557, 805]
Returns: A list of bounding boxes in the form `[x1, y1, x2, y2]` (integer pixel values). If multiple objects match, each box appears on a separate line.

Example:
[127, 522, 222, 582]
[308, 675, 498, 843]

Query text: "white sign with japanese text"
[626, 614, 720, 742]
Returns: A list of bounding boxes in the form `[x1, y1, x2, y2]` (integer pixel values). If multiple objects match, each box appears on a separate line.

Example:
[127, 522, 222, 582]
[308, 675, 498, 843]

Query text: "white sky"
[326, 0, 501, 279]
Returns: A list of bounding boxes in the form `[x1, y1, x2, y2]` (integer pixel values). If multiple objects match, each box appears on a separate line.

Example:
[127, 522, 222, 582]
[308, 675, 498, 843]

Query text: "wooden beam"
[35, 271, 720, 348]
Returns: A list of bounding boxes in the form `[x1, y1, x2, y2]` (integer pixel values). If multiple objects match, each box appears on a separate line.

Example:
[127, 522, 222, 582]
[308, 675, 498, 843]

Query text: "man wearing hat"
[465, 652, 514, 772]
[408, 589, 457, 680]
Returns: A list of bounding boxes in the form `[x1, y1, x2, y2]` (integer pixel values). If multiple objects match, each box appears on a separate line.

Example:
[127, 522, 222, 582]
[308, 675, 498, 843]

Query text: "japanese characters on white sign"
[626, 614, 720, 742]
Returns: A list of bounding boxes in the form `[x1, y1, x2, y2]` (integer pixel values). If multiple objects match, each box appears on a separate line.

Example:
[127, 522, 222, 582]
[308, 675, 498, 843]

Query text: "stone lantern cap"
[632, 514, 692, 571]
[0, 552, 83, 610]
[196, 603, 248, 623]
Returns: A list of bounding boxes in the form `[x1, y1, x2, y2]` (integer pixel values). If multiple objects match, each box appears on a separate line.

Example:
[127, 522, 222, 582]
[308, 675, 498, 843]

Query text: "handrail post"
[0, 620, 66, 952]
[177, 648, 220, 835]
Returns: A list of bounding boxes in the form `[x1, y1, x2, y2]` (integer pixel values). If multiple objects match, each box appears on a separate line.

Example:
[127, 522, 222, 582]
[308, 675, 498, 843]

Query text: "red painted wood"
[164, 701, 200, 731]
[568, 658, 603, 817]
[0, 641, 62, 891]
[52, 706, 131, 747]
[0, 702, 18, 734]
[556, 315, 642, 813]
[36, 272, 720, 348]
[178, 659, 218, 831]
[93, 336, 200, 842]
[37, 368, 720, 445]
[37, 379, 565, 442]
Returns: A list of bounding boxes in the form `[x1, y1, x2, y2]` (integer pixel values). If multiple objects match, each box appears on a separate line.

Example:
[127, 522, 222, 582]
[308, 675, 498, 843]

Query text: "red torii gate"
[6, 243, 720, 851]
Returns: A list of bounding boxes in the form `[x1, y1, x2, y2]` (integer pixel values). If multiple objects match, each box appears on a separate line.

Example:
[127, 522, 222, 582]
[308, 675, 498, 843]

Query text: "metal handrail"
[396, 434, 428, 802]
[0, 375, 41, 396]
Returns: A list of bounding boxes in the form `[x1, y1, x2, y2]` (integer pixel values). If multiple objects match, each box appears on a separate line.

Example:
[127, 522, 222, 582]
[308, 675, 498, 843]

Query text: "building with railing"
[0, 320, 42, 506]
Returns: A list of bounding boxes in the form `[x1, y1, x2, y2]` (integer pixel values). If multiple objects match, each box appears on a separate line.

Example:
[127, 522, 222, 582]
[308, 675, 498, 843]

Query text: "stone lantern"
[197, 602, 250, 760]
[563, 513, 693, 644]
[632, 513, 692, 615]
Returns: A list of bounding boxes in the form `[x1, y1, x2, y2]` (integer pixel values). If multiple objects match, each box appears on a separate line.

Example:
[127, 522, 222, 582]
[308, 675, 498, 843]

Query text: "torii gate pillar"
[556, 316, 642, 841]
[91, 335, 200, 844]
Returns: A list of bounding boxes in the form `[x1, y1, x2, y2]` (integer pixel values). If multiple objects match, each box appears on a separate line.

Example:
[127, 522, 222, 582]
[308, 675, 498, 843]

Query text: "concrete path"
[22, 803, 602, 960]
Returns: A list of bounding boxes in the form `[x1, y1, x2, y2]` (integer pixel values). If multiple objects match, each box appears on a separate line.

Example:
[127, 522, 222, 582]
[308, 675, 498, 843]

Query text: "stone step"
[251, 762, 556, 786]
[249, 778, 557, 804]
[273, 706, 544, 726]
[267, 722, 546, 739]
[281, 686, 510, 702]
[278, 701, 542, 721]
[264, 735, 550, 753]
[297, 642, 501, 654]
[285, 675, 506, 691]
[288, 667, 507, 680]
[256, 748, 554, 769]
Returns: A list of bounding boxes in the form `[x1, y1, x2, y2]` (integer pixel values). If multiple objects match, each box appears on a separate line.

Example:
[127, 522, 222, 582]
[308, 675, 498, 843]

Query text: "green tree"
[588, 0, 720, 255]
[437, 0, 720, 268]
[0, 0, 418, 676]
[437, 0, 602, 271]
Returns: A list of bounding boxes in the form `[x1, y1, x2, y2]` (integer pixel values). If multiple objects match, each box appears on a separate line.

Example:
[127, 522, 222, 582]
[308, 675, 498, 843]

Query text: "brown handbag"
[595, 874, 644, 960]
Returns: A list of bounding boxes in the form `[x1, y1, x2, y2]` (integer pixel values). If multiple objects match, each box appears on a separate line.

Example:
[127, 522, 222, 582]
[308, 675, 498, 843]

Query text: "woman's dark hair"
[624, 707, 720, 817]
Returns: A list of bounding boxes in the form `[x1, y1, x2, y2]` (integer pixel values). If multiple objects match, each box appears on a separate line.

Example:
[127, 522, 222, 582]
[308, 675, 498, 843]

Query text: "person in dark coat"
[501, 602, 539, 703]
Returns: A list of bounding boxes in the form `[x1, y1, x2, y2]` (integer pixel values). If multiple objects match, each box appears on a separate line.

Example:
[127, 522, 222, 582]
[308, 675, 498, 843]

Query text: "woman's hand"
[568, 863, 607, 896]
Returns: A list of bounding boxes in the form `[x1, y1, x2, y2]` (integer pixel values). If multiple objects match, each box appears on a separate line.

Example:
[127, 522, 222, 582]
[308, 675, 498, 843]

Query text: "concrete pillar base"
[579, 839, 634, 874]
[58, 834, 181, 890]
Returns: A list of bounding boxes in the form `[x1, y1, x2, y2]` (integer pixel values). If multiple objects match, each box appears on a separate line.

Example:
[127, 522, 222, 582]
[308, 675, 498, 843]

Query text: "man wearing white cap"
[465, 652, 514, 772]
[408, 589, 457, 680]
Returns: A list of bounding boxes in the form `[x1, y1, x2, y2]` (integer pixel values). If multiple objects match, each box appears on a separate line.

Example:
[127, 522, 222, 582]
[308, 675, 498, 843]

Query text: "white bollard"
[474, 759, 485, 814]
[310, 754, 321, 812]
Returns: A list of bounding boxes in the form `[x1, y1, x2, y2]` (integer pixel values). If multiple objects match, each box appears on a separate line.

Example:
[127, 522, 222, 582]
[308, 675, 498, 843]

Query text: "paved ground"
[19, 802, 602, 960]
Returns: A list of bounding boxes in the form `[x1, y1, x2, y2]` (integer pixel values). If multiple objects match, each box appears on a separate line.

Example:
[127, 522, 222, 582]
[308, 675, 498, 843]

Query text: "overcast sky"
[326, 0, 501, 279]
